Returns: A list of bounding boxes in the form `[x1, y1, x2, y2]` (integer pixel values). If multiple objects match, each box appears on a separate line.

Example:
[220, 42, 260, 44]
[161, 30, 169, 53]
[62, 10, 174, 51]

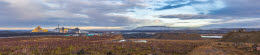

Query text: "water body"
[201, 36, 223, 38]
[118, 39, 147, 43]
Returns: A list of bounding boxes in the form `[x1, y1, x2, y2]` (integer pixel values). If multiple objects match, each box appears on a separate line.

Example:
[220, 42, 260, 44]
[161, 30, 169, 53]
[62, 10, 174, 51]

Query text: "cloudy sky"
[0, 0, 259, 30]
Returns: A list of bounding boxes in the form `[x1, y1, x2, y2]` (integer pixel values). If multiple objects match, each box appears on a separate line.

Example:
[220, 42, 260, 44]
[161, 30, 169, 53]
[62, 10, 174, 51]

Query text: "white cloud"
[110, 0, 225, 27]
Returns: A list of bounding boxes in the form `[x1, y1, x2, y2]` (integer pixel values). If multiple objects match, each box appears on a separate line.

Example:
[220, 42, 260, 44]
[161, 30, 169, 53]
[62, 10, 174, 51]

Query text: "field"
[0, 35, 209, 55]
[0, 35, 258, 55]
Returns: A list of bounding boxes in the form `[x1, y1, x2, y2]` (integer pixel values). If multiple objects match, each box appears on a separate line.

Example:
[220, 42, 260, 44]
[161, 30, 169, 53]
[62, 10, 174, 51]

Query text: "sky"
[0, 0, 260, 30]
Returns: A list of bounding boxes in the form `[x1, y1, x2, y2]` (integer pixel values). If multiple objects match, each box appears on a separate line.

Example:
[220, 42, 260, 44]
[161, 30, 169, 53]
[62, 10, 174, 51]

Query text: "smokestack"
[58, 24, 60, 28]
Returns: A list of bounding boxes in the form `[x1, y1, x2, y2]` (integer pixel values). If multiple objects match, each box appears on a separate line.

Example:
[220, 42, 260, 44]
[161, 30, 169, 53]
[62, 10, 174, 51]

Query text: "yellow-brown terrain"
[0, 34, 259, 55]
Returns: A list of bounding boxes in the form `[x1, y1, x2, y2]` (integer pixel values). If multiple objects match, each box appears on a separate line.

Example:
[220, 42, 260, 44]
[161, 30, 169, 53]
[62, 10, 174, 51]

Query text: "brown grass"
[0, 35, 208, 55]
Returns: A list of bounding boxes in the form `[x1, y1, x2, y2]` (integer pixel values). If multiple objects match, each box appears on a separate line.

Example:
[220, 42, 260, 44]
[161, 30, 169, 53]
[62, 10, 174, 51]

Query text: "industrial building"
[54, 27, 80, 33]
[32, 24, 80, 33]
[53, 25, 80, 33]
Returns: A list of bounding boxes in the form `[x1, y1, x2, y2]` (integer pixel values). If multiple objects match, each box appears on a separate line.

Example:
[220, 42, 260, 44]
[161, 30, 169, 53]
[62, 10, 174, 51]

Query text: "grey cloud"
[0, 0, 146, 28]
[159, 0, 260, 19]
[202, 21, 260, 28]
[200, 0, 260, 28]
[154, 0, 216, 11]
[52, 0, 145, 26]
[210, 0, 260, 18]
[159, 14, 220, 20]
[201, 17, 260, 28]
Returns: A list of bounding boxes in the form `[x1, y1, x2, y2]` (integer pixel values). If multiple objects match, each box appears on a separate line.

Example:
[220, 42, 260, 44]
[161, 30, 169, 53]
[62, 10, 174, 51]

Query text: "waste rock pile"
[220, 29, 260, 43]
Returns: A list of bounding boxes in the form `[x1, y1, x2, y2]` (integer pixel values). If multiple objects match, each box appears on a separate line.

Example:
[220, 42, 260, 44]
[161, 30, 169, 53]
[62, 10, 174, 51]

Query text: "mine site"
[1, 0, 260, 55]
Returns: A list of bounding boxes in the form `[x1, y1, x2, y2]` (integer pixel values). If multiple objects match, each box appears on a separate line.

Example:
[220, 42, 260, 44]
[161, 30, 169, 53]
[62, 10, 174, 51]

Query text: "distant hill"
[133, 26, 199, 30]
[0, 30, 31, 34]
[133, 26, 260, 34]
[153, 33, 203, 40]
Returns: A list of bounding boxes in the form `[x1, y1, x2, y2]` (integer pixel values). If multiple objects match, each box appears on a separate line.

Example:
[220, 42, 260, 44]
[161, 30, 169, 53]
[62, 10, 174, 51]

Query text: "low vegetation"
[1, 33, 258, 55]
[0, 35, 208, 55]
